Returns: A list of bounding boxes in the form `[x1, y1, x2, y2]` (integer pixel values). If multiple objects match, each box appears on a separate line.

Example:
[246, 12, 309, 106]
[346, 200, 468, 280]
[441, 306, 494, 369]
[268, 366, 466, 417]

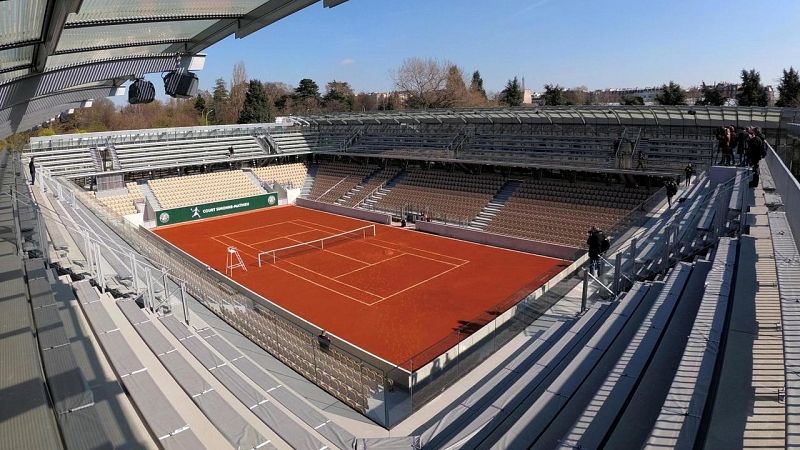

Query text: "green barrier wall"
[156, 193, 278, 226]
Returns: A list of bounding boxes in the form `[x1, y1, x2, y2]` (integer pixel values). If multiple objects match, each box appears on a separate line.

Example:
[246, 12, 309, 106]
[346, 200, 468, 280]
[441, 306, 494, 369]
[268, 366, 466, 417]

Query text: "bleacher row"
[24, 123, 716, 181]
[312, 125, 715, 173]
[297, 162, 654, 249]
[149, 171, 264, 210]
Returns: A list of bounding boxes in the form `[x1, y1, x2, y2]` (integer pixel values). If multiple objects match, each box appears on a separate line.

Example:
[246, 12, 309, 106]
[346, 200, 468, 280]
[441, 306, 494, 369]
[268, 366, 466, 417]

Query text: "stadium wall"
[767, 144, 800, 251]
[415, 221, 584, 261]
[295, 197, 392, 224]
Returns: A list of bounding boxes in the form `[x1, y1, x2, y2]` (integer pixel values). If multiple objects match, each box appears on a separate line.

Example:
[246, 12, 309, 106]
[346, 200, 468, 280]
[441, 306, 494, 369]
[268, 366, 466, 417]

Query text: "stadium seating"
[306, 161, 379, 203]
[95, 181, 145, 216]
[374, 168, 505, 224]
[149, 170, 264, 210]
[337, 166, 402, 207]
[484, 179, 652, 248]
[461, 133, 618, 169]
[113, 134, 266, 171]
[252, 162, 309, 189]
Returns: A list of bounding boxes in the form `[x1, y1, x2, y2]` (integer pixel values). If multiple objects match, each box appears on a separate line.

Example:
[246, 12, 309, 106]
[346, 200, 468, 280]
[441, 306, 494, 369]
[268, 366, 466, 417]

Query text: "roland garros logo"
[268, 195, 277, 205]
[159, 212, 170, 223]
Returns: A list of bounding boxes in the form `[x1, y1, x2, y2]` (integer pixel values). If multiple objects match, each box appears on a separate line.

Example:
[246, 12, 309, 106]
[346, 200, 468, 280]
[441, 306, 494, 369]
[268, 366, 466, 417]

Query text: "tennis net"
[257, 224, 377, 267]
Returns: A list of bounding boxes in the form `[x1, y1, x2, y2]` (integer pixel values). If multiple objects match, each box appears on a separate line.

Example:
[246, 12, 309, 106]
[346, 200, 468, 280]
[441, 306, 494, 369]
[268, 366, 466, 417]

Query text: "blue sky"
[192, 0, 800, 95]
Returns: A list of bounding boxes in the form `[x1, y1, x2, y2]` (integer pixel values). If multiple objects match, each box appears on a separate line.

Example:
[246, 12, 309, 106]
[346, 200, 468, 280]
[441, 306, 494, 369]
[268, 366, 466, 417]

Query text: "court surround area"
[155, 205, 567, 367]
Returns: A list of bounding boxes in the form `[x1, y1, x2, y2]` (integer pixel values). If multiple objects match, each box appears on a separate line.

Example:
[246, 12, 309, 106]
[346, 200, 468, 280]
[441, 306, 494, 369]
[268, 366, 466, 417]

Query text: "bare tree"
[392, 57, 452, 109]
[221, 61, 248, 123]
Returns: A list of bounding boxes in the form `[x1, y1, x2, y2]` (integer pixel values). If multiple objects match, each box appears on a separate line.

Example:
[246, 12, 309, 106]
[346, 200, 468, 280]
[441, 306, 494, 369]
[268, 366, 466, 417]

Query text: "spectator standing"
[29, 157, 35, 185]
[684, 164, 696, 187]
[665, 178, 678, 207]
[587, 227, 603, 275]
[736, 127, 748, 166]
[636, 149, 648, 170]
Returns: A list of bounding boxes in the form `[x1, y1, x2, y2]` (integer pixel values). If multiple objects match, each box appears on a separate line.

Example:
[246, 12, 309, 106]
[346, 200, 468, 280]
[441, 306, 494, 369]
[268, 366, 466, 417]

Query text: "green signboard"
[156, 193, 278, 226]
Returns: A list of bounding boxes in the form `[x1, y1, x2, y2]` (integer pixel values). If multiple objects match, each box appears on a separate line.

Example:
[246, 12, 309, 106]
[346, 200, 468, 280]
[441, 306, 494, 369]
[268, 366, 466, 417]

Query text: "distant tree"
[210, 78, 229, 124]
[294, 78, 321, 100]
[696, 82, 726, 106]
[621, 95, 645, 105]
[542, 84, 567, 106]
[220, 62, 249, 123]
[776, 67, 800, 107]
[393, 57, 451, 109]
[193, 95, 207, 115]
[737, 69, 769, 107]
[322, 81, 356, 112]
[469, 70, 488, 103]
[238, 80, 273, 124]
[354, 92, 378, 111]
[444, 65, 469, 107]
[292, 78, 321, 113]
[498, 77, 523, 107]
[564, 86, 590, 105]
[655, 81, 687, 105]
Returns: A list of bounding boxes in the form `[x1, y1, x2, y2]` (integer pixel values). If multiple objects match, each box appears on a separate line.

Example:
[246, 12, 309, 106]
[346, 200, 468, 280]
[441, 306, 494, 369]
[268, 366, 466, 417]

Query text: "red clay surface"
[155, 206, 568, 367]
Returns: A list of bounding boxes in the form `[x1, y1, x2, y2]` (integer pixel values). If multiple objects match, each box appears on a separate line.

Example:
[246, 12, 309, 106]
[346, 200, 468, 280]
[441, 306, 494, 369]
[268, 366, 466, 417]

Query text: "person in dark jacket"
[587, 226, 604, 275]
[29, 157, 35, 185]
[684, 164, 696, 187]
[747, 132, 765, 168]
[665, 178, 678, 207]
[736, 127, 748, 166]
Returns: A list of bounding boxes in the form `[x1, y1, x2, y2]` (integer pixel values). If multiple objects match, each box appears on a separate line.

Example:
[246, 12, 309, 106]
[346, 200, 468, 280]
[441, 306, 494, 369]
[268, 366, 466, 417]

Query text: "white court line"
[211, 235, 261, 259]
[283, 235, 373, 266]
[211, 237, 379, 306]
[369, 261, 469, 306]
[250, 228, 323, 246]
[211, 219, 469, 307]
[333, 252, 409, 279]
[213, 219, 309, 239]
[281, 260, 384, 299]
[292, 218, 464, 267]
[270, 262, 379, 306]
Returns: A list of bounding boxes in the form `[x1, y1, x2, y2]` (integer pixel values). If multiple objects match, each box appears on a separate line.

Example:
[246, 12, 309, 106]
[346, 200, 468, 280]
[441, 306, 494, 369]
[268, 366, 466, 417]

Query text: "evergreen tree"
[238, 80, 273, 124]
[655, 81, 687, 105]
[542, 84, 566, 106]
[210, 78, 229, 123]
[776, 67, 800, 107]
[322, 81, 355, 112]
[444, 65, 469, 107]
[737, 69, 769, 107]
[294, 78, 321, 100]
[469, 70, 487, 102]
[193, 95, 207, 115]
[621, 95, 644, 106]
[499, 77, 523, 107]
[696, 82, 726, 106]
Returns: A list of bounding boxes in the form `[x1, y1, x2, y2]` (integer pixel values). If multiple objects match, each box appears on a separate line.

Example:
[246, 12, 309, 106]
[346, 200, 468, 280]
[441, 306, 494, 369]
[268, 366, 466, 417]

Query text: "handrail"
[314, 175, 350, 201]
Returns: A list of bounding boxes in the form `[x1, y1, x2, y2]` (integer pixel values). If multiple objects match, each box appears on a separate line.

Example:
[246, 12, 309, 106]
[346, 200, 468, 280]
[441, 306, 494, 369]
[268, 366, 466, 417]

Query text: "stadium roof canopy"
[298, 106, 800, 131]
[0, 0, 348, 139]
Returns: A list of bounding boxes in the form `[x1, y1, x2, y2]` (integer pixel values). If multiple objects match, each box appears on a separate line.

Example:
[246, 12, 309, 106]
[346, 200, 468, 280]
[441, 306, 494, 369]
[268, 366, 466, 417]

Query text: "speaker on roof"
[128, 79, 155, 104]
[163, 69, 199, 99]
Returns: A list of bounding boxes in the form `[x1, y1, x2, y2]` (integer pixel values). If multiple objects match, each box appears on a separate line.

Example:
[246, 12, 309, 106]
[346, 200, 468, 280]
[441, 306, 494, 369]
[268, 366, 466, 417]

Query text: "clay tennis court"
[154, 206, 568, 367]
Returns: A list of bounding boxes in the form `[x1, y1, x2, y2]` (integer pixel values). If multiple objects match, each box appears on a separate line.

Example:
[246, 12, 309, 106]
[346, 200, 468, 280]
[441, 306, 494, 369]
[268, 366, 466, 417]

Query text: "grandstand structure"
[4, 2, 800, 448]
[6, 108, 800, 449]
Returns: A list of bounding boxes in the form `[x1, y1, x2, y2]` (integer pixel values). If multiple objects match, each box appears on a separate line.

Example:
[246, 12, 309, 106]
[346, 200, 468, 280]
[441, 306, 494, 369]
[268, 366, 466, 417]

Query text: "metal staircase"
[359, 170, 407, 210]
[300, 163, 318, 197]
[468, 179, 521, 230]
[336, 166, 382, 205]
